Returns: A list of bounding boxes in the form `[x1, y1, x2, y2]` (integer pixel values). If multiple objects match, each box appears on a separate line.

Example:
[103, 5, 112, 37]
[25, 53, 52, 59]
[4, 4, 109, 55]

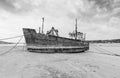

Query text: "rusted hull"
[23, 28, 89, 53]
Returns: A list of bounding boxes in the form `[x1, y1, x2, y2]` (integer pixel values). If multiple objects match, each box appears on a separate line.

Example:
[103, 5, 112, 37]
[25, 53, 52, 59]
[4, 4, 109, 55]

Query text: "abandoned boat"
[23, 18, 89, 53]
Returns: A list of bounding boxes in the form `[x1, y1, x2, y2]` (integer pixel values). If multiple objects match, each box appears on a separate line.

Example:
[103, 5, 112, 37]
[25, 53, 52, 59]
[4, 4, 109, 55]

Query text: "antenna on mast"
[75, 18, 78, 40]
[42, 17, 44, 33]
[84, 33, 86, 41]
[39, 27, 41, 33]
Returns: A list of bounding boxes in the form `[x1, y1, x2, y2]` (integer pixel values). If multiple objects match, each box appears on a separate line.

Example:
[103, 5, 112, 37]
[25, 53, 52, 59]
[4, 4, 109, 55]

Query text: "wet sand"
[0, 43, 120, 78]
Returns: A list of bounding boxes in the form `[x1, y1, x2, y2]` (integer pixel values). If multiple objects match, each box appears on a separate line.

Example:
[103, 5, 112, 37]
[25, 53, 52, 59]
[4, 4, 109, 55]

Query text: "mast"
[42, 17, 44, 33]
[84, 33, 86, 41]
[75, 18, 78, 40]
[39, 27, 41, 33]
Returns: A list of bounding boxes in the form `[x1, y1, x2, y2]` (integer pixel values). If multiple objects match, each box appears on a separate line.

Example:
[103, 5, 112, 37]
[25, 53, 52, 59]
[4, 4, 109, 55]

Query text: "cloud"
[89, 0, 113, 10]
[0, 0, 104, 19]
[0, 0, 34, 14]
[0, 0, 15, 12]
[0, 0, 116, 20]
[0, 0, 120, 40]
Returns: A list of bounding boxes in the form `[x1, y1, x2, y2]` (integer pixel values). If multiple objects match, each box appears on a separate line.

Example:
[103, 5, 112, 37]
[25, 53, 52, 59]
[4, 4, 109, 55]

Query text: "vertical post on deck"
[39, 27, 41, 33]
[75, 18, 77, 40]
[84, 33, 86, 41]
[42, 17, 44, 34]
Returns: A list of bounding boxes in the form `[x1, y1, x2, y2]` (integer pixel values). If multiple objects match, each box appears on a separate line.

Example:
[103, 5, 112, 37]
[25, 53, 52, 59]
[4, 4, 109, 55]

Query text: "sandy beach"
[0, 43, 120, 78]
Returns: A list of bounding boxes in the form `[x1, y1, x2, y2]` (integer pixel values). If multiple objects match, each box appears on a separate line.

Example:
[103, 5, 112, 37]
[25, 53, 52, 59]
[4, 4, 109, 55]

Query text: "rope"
[0, 36, 23, 55]
[91, 45, 104, 52]
[93, 44, 113, 53]
[92, 44, 112, 53]
[92, 45, 112, 55]
[0, 35, 24, 41]
[91, 44, 120, 56]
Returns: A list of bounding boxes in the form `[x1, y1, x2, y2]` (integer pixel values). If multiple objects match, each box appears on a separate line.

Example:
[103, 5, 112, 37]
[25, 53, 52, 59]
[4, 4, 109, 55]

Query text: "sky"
[0, 0, 120, 42]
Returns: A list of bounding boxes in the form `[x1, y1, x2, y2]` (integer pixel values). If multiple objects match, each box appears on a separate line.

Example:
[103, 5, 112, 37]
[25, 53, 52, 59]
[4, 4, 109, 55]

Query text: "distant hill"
[87, 39, 120, 43]
[0, 41, 13, 44]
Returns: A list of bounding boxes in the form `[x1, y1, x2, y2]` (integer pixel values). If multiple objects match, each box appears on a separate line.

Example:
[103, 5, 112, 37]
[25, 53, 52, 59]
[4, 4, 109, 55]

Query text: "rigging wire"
[91, 44, 120, 56]
[91, 45, 111, 55]
[92, 44, 111, 53]
[93, 44, 113, 53]
[0, 36, 23, 56]
[0, 35, 24, 41]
